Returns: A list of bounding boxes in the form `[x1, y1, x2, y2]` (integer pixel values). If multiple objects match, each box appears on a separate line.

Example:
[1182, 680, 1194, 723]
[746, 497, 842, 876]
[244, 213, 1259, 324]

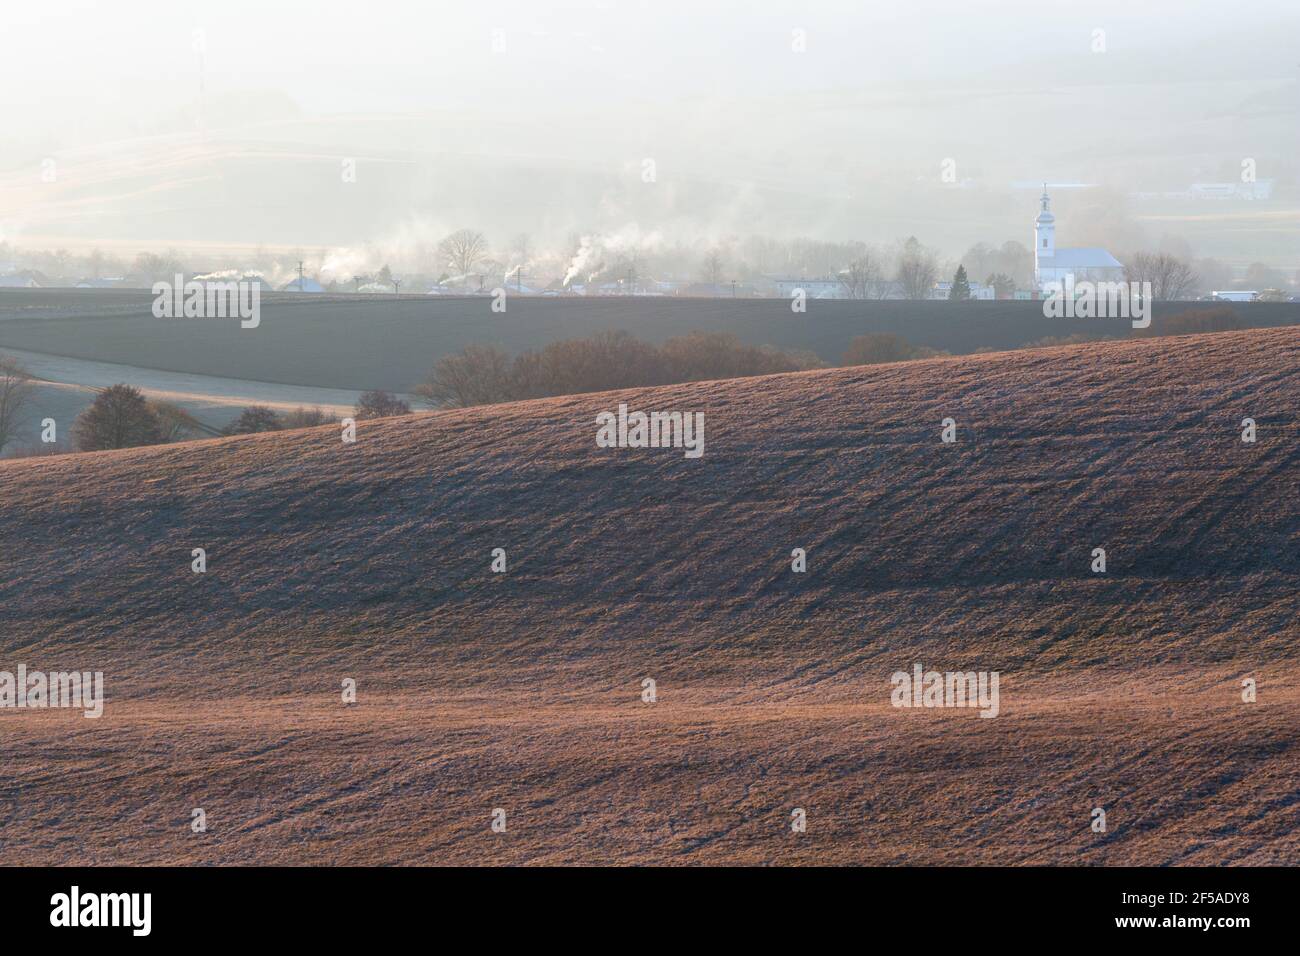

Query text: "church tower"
[1034, 184, 1055, 288]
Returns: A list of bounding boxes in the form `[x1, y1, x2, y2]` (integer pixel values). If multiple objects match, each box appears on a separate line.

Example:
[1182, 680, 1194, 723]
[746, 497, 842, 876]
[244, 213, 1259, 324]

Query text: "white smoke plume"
[562, 224, 665, 286]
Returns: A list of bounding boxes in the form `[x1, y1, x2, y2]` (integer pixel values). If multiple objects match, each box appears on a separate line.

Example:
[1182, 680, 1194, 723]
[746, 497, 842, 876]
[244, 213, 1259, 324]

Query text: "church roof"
[1044, 247, 1122, 269]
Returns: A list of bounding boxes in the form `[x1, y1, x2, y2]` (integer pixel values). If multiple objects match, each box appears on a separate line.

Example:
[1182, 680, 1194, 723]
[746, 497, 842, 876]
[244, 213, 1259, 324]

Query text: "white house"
[1033, 186, 1124, 293]
[1190, 180, 1274, 201]
[772, 277, 846, 299]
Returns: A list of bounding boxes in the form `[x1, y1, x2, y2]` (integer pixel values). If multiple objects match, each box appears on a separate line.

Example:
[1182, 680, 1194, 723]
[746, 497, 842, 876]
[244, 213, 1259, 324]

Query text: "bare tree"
[895, 237, 939, 300]
[1124, 252, 1198, 300]
[438, 229, 489, 280]
[843, 251, 884, 299]
[1243, 261, 1284, 290]
[72, 384, 162, 451]
[130, 250, 185, 284]
[415, 345, 516, 408]
[700, 249, 725, 289]
[0, 355, 35, 454]
[146, 400, 205, 442]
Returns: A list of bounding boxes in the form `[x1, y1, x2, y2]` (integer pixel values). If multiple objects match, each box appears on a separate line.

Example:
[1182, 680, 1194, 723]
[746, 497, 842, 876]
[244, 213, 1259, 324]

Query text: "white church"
[1033, 186, 1123, 293]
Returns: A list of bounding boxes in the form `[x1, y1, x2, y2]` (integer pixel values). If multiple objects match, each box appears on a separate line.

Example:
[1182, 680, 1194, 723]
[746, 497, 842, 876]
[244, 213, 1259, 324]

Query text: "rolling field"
[0, 327, 1296, 864]
[2, 288, 1298, 393]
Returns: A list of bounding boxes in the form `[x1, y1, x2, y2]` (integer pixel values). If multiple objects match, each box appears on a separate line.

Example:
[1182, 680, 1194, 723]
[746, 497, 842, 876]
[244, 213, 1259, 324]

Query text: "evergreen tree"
[949, 264, 971, 301]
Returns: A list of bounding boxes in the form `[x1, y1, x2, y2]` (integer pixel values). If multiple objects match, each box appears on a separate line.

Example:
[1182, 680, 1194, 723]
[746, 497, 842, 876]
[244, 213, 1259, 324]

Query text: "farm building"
[771, 278, 847, 299]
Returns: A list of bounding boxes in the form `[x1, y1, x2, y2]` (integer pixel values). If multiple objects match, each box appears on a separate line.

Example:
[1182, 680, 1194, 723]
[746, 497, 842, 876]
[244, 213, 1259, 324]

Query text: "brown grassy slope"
[0, 328, 1297, 865]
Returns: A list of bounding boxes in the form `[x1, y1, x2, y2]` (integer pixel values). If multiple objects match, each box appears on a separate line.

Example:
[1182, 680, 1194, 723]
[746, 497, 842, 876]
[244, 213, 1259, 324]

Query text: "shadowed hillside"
[1, 328, 1297, 865]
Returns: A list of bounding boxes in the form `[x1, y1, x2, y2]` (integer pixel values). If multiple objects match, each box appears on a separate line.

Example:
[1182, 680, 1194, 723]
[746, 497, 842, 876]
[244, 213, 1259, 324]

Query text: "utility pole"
[297, 260, 304, 291]
[731, 279, 737, 297]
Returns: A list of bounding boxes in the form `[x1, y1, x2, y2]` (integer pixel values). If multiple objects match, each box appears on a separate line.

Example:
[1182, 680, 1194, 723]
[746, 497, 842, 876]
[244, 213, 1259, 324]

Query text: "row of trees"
[221, 390, 410, 436]
[416, 331, 824, 408]
[415, 329, 953, 409]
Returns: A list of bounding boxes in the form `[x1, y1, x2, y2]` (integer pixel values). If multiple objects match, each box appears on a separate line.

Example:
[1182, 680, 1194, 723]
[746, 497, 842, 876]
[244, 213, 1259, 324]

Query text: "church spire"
[1035, 183, 1055, 269]
[1036, 184, 1054, 223]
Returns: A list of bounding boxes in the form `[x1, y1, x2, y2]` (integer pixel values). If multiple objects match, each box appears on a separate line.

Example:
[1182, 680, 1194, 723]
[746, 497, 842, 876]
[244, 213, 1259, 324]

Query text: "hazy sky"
[2, 1, 1297, 265]
[6, 0, 1296, 130]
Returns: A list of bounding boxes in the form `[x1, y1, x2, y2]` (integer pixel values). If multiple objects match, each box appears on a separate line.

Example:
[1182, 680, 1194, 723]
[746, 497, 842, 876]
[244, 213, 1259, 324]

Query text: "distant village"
[2, 186, 1295, 303]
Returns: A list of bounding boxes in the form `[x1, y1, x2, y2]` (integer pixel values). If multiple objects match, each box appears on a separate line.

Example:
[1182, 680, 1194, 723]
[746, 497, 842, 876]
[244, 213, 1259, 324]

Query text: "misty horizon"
[2, 0, 1297, 282]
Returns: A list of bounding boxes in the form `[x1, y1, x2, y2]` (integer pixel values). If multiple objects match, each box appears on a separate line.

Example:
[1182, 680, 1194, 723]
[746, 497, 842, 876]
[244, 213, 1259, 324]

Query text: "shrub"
[354, 391, 411, 420]
[224, 406, 283, 435]
[282, 406, 337, 428]
[1143, 306, 1243, 337]
[841, 333, 939, 366]
[660, 331, 823, 381]
[533, 330, 667, 396]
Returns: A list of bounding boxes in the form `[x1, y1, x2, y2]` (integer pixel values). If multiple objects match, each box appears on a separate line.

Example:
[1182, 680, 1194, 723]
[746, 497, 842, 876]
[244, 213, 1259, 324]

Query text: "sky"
[1, 0, 1297, 267]
[5, 1, 1294, 118]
